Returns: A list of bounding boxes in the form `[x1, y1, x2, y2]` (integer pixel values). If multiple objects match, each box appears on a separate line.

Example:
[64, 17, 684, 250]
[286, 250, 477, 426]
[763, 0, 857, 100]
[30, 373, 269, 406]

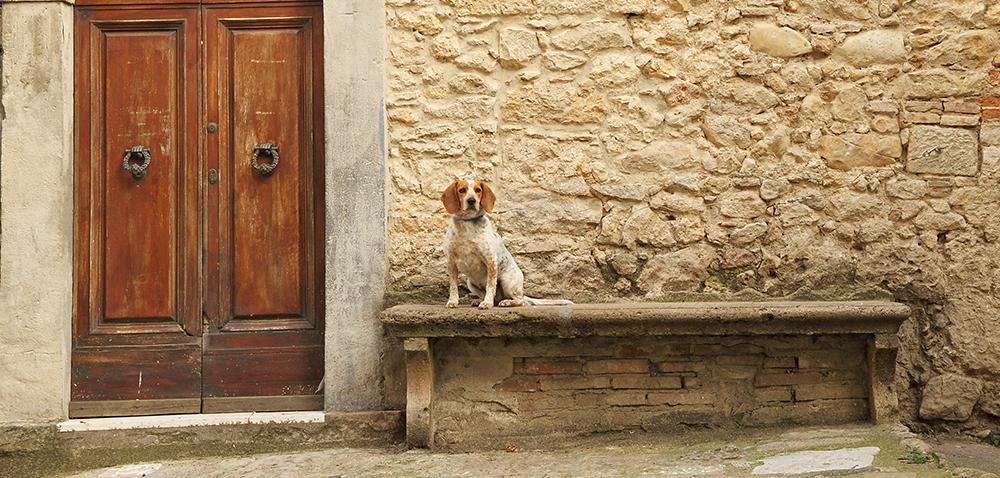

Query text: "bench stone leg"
[404, 338, 434, 447]
[867, 333, 899, 423]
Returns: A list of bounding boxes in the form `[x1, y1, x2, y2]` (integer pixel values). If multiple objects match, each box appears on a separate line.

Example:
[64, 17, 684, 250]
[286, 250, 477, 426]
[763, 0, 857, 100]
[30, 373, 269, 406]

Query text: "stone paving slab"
[3, 425, 967, 478]
[751, 446, 880, 475]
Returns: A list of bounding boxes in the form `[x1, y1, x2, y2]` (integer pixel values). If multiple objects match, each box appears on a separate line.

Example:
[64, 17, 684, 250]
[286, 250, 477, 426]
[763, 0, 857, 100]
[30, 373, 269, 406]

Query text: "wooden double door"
[72, 0, 325, 417]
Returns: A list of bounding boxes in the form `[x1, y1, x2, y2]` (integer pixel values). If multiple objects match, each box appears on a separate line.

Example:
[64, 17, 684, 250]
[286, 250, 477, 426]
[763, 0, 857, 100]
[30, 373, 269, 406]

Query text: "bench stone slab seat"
[381, 301, 910, 449]
[381, 301, 911, 338]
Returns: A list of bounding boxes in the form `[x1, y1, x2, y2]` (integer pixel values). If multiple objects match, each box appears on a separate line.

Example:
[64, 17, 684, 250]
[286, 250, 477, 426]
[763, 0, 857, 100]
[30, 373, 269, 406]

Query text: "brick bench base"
[383, 302, 909, 448]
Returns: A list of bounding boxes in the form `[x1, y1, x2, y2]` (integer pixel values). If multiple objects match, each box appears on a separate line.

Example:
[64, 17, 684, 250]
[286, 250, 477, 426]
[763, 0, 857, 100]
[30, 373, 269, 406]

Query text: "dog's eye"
[474, 188, 481, 193]
[459, 188, 467, 193]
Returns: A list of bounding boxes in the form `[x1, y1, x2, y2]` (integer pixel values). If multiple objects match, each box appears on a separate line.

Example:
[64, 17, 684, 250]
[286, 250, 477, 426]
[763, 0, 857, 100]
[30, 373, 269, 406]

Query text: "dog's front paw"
[478, 300, 494, 309]
[446, 299, 459, 308]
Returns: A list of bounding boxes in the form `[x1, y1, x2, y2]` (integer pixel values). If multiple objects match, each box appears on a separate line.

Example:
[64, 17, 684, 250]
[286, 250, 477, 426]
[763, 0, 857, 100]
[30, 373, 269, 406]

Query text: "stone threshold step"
[57, 411, 327, 432]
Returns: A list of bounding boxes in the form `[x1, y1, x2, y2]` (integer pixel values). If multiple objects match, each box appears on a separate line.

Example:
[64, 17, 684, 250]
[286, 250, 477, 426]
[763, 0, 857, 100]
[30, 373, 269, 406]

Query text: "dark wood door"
[72, 3, 324, 418]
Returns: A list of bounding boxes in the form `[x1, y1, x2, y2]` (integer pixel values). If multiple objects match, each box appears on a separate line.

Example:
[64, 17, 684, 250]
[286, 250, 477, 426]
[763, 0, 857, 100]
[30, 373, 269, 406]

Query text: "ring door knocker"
[251, 142, 279, 176]
[122, 145, 151, 180]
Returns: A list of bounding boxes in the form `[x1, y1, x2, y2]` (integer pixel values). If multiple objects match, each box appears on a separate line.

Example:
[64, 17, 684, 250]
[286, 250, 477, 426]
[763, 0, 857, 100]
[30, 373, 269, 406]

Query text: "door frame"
[0, 0, 387, 424]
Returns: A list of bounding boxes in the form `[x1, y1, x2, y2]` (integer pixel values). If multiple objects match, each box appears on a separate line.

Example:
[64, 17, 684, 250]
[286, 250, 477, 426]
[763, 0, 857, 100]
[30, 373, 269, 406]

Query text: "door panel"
[72, 7, 201, 415]
[202, 5, 324, 409]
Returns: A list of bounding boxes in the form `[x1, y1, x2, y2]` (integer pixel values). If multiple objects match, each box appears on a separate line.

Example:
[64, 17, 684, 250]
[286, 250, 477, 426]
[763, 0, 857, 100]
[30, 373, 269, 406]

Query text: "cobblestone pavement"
[16, 425, 996, 478]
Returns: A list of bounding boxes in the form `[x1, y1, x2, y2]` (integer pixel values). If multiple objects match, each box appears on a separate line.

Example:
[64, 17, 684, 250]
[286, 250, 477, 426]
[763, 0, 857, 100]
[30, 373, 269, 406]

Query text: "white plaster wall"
[0, 0, 74, 424]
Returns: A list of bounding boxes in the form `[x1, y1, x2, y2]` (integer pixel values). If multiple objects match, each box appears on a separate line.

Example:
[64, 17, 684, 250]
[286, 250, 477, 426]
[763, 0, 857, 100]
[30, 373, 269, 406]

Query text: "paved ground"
[4, 425, 997, 478]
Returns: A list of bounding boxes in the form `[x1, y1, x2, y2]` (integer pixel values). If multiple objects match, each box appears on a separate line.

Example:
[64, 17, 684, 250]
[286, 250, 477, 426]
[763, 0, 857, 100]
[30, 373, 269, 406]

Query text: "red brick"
[692, 343, 764, 355]
[796, 351, 862, 370]
[539, 375, 610, 391]
[982, 108, 1000, 122]
[716, 354, 764, 366]
[493, 376, 540, 392]
[571, 392, 608, 408]
[516, 358, 583, 375]
[980, 96, 1000, 108]
[943, 100, 981, 114]
[763, 357, 797, 369]
[656, 361, 706, 373]
[647, 391, 714, 406]
[682, 376, 702, 389]
[606, 391, 648, 406]
[756, 387, 793, 402]
[583, 359, 650, 374]
[716, 365, 759, 380]
[754, 371, 824, 387]
[611, 375, 683, 390]
[795, 383, 868, 401]
[618, 343, 689, 357]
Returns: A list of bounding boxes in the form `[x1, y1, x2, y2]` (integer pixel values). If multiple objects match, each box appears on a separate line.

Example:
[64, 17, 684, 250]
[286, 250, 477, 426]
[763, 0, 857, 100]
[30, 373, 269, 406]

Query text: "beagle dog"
[441, 178, 573, 309]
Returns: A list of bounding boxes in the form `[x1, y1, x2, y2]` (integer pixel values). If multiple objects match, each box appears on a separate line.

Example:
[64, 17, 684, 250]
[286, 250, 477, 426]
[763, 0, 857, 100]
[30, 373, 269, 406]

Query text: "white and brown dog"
[441, 178, 573, 309]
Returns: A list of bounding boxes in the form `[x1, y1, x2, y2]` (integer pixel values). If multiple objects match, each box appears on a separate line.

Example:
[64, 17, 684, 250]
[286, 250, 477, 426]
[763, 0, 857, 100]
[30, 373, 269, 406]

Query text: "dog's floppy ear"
[480, 181, 496, 213]
[441, 180, 462, 214]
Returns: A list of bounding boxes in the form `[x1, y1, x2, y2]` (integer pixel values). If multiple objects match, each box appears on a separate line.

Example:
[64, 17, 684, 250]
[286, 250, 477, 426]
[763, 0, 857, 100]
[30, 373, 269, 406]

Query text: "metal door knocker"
[122, 145, 152, 180]
[251, 142, 279, 176]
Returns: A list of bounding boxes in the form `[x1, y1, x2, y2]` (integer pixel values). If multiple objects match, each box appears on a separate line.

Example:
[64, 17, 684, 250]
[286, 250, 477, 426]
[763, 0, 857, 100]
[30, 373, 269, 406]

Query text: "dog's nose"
[466, 197, 477, 205]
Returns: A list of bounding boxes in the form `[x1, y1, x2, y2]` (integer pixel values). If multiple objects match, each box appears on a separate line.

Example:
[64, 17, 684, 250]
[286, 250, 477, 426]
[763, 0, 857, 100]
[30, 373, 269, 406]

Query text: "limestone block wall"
[385, 0, 1000, 429]
[433, 335, 870, 446]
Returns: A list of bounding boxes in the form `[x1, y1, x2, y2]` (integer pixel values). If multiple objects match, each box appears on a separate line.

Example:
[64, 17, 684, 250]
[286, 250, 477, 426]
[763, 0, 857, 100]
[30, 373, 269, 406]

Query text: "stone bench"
[381, 301, 910, 449]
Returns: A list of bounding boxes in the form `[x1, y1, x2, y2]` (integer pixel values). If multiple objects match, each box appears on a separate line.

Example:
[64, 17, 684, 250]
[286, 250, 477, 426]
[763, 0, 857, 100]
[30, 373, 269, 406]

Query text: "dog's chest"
[446, 226, 491, 282]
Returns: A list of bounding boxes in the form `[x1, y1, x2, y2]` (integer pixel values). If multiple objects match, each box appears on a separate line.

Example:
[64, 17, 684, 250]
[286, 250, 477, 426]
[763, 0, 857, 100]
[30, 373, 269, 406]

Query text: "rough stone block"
[940, 114, 980, 127]
[833, 30, 906, 67]
[943, 100, 980, 114]
[906, 125, 979, 176]
[919, 373, 983, 421]
[868, 101, 898, 114]
[550, 19, 632, 53]
[819, 133, 902, 170]
[903, 112, 941, 124]
[981, 124, 1000, 146]
[748, 23, 811, 57]
[497, 28, 541, 69]
[905, 100, 943, 113]
[979, 382, 1000, 417]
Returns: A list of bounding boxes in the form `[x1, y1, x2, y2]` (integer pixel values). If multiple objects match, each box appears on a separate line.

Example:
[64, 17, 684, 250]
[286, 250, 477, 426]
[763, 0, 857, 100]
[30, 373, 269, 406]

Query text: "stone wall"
[433, 335, 870, 446]
[384, 0, 1000, 430]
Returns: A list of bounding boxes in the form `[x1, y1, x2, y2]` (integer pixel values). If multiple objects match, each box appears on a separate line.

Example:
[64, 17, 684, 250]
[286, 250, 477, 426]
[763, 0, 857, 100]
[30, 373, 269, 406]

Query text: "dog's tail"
[523, 297, 574, 306]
